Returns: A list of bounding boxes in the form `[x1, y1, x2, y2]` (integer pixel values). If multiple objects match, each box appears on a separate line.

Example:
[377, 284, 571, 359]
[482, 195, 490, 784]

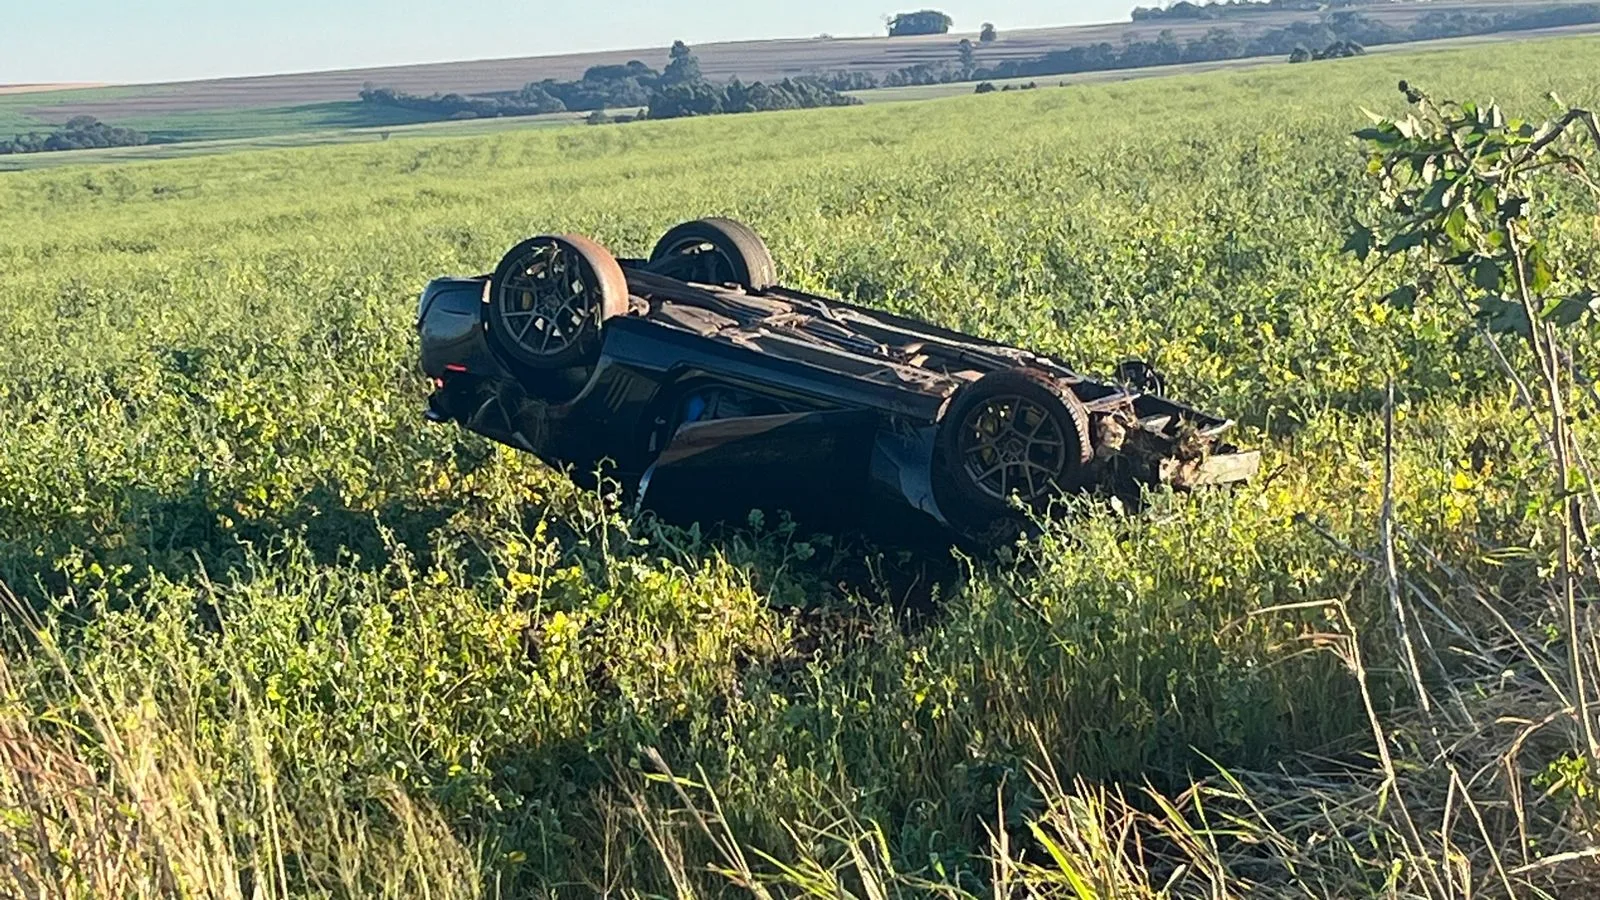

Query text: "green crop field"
[0, 109, 637, 173]
[4, 34, 1600, 898]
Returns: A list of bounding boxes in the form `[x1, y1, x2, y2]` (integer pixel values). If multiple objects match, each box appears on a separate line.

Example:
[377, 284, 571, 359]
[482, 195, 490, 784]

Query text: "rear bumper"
[418, 276, 507, 381]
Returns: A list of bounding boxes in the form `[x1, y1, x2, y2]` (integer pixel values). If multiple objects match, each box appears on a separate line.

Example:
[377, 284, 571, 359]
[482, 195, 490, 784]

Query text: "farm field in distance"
[5, 0, 1600, 164]
[6, 22, 1599, 174]
[4, 31, 1600, 898]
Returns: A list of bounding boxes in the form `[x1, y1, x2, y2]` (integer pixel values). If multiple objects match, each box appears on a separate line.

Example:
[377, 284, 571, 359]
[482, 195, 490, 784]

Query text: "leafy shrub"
[0, 116, 148, 156]
[358, 84, 566, 118]
[888, 9, 954, 37]
[807, 69, 882, 92]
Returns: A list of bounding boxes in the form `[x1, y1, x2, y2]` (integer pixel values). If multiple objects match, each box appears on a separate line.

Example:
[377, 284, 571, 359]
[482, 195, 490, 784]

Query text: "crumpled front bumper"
[1158, 449, 1262, 489]
[1090, 410, 1261, 492]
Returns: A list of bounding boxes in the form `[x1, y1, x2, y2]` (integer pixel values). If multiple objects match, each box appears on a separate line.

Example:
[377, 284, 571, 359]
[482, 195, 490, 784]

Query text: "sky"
[2, 1, 1138, 85]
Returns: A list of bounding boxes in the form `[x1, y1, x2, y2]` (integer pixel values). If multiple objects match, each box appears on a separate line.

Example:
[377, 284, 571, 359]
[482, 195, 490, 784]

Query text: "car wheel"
[937, 368, 1094, 520]
[488, 234, 628, 370]
[648, 217, 777, 291]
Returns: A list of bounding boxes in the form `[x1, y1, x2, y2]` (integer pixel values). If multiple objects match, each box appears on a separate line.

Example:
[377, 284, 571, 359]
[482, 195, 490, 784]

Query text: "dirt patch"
[0, 83, 109, 96]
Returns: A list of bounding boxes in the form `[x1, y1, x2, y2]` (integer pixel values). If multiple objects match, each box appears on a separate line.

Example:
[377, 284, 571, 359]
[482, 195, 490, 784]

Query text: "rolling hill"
[9, 0, 1598, 126]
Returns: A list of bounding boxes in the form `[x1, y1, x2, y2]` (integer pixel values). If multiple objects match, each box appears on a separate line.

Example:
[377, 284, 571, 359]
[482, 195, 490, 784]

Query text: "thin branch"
[1382, 379, 1434, 720]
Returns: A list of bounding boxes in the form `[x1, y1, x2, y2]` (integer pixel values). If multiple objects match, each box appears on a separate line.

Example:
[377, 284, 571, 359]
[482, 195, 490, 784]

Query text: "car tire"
[936, 368, 1094, 521]
[648, 217, 777, 291]
[488, 234, 628, 370]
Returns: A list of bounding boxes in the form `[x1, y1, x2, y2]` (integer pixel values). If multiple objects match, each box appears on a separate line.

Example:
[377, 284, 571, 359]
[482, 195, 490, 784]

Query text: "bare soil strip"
[0, 83, 108, 96]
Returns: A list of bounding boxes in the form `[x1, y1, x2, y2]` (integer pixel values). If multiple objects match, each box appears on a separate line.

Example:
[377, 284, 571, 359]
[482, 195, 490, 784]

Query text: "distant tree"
[808, 70, 881, 91]
[360, 83, 564, 117]
[538, 61, 658, 112]
[887, 10, 954, 37]
[647, 74, 860, 120]
[663, 40, 702, 85]
[974, 81, 997, 94]
[957, 38, 976, 75]
[648, 80, 723, 119]
[582, 61, 659, 83]
[515, 83, 568, 113]
[979, 22, 997, 43]
[0, 115, 147, 155]
[1288, 45, 1313, 63]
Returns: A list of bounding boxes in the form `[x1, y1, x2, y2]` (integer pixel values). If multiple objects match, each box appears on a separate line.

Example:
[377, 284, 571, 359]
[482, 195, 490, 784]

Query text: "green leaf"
[1544, 291, 1599, 327]
[1528, 243, 1554, 294]
[1420, 178, 1452, 213]
[1343, 224, 1375, 261]
[1532, 259, 1555, 295]
[1477, 296, 1531, 337]
[1472, 258, 1502, 292]
[1384, 285, 1418, 310]
[1384, 231, 1427, 254]
[1029, 822, 1098, 900]
[1443, 208, 1470, 251]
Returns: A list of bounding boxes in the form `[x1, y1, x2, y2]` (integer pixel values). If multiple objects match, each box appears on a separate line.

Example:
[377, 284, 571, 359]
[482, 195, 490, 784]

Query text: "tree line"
[0, 116, 149, 156]
[1132, 0, 1348, 22]
[359, 42, 860, 123]
[809, 2, 1600, 90]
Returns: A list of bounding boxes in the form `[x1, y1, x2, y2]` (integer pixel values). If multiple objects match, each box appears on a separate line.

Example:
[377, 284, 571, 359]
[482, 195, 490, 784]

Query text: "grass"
[2, 31, 1600, 898]
[0, 108, 635, 172]
[119, 101, 448, 143]
[0, 87, 137, 133]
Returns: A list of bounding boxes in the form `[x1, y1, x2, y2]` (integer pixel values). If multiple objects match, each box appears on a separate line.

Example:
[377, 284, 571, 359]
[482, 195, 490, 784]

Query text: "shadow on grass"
[137, 101, 445, 144]
[0, 479, 456, 612]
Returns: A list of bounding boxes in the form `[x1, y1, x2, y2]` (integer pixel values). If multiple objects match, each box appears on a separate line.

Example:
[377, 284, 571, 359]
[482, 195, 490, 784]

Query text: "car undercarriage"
[417, 218, 1260, 541]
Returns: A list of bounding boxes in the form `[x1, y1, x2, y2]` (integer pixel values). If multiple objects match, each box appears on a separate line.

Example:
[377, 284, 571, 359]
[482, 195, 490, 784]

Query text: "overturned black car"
[418, 218, 1260, 540]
